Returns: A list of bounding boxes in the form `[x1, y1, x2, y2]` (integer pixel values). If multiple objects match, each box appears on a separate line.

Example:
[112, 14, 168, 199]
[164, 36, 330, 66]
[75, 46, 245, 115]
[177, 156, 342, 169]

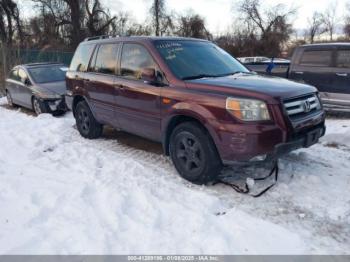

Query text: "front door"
[115, 43, 162, 141]
[17, 68, 33, 108]
[290, 49, 335, 93]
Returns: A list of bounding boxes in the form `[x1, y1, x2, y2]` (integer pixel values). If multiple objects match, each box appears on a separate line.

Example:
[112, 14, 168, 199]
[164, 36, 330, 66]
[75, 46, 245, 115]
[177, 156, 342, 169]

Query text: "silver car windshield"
[28, 66, 67, 84]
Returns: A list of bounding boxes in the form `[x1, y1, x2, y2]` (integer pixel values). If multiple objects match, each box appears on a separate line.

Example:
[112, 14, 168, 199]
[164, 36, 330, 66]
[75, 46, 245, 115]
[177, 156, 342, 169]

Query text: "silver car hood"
[37, 81, 67, 95]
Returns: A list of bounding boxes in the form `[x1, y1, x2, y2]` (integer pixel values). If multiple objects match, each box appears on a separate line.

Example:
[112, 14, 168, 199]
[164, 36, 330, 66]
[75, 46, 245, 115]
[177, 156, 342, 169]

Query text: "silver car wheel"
[33, 98, 42, 115]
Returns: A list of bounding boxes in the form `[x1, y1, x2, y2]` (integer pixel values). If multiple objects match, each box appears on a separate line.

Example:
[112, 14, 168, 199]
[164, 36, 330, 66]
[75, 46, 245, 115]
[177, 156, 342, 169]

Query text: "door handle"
[336, 73, 348, 77]
[295, 71, 304, 75]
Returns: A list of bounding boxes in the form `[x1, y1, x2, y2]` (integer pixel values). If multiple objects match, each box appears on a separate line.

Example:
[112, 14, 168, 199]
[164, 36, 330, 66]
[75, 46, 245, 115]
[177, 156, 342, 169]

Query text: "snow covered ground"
[0, 97, 349, 255]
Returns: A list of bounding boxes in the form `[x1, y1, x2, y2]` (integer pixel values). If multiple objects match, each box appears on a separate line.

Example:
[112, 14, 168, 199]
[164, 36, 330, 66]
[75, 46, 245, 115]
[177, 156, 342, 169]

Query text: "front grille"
[283, 94, 321, 120]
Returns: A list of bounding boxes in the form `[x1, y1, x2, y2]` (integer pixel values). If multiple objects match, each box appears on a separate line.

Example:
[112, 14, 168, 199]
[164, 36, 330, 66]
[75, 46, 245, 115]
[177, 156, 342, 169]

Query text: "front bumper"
[222, 124, 326, 166]
[216, 107, 326, 166]
[45, 97, 67, 112]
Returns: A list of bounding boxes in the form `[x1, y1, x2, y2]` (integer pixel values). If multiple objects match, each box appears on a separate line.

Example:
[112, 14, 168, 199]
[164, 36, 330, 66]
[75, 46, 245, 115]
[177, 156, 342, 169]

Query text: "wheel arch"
[162, 113, 221, 158]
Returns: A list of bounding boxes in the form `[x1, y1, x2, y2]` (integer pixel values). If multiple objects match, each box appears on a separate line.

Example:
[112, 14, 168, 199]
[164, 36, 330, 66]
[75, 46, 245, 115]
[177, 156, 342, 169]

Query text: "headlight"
[226, 97, 271, 121]
[34, 92, 62, 100]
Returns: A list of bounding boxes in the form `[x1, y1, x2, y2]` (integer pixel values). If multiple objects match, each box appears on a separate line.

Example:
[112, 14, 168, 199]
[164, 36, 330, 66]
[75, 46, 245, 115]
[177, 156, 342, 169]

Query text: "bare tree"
[306, 12, 326, 43]
[0, 0, 24, 89]
[32, 0, 83, 47]
[321, 1, 338, 41]
[176, 11, 212, 40]
[150, 0, 173, 36]
[32, 0, 118, 48]
[0, 0, 23, 46]
[345, 2, 350, 38]
[85, 0, 116, 36]
[237, 0, 296, 57]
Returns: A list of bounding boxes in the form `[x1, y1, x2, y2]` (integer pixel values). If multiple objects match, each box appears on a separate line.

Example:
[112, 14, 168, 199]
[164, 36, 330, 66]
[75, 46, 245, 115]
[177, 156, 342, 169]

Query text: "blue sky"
[22, 0, 349, 35]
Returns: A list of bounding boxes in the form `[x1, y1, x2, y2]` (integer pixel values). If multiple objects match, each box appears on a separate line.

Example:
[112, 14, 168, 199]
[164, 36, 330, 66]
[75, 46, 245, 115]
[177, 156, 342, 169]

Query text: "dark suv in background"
[66, 36, 326, 184]
[289, 43, 350, 112]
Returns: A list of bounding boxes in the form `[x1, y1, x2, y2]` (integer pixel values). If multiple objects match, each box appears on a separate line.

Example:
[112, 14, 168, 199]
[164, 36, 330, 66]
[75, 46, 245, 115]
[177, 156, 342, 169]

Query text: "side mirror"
[24, 78, 31, 86]
[141, 68, 157, 83]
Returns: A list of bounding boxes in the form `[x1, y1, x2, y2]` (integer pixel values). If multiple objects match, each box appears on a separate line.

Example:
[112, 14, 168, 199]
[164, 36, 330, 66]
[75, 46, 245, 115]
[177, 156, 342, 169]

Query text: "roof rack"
[84, 35, 114, 42]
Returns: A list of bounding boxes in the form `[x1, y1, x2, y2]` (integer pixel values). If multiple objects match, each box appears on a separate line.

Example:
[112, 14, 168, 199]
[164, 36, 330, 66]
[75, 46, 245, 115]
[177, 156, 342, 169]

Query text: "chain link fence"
[0, 46, 74, 96]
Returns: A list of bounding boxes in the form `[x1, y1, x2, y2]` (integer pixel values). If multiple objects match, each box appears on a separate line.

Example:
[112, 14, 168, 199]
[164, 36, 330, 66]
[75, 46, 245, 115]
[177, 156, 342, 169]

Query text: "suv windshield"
[155, 40, 249, 80]
[28, 66, 67, 84]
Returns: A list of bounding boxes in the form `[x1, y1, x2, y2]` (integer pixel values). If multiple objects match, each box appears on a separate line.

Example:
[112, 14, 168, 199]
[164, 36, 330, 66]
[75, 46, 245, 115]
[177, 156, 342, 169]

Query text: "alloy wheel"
[175, 134, 204, 173]
[77, 107, 90, 134]
[33, 98, 42, 115]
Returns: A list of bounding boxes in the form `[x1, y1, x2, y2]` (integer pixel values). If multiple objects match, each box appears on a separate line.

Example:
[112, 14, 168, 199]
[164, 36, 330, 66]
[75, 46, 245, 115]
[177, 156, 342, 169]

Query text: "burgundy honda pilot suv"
[66, 36, 326, 184]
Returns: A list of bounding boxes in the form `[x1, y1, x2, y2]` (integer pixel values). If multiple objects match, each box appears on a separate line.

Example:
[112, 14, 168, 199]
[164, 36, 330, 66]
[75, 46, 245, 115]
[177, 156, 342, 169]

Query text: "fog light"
[249, 154, 267, 162]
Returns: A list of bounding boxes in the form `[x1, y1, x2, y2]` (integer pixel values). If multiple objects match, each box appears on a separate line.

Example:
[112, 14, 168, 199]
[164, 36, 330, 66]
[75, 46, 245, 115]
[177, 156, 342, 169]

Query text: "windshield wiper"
[182, 71, 253, 80]
[222, 71, 252, 76]
[182, 74, 220, 80]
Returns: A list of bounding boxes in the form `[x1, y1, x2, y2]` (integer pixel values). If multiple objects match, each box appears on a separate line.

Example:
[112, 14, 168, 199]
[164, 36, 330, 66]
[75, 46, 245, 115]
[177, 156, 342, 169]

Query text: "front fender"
[162, 101, 223, 155]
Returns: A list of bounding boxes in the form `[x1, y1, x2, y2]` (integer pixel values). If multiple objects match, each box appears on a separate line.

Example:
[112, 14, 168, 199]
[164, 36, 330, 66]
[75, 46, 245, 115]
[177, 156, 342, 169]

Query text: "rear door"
[5, 69, 20, 103]
[84, 43, 120, 126]
[329, 48, 350, 106]
[114, 42, 162, 141]
[290, 48, 335, 93]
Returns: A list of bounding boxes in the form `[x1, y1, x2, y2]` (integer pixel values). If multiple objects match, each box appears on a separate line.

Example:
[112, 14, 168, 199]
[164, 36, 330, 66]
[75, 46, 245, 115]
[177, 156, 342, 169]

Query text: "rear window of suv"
[91, 44, 119, 74]
[70, 44, 95, 72]
[299, 50, 332, 67]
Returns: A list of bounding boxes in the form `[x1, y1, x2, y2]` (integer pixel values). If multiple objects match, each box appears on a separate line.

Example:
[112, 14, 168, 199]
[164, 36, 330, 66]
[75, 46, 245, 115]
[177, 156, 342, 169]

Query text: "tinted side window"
[299, 50, 332, 67]
[336, 50, 350, 68]
[70, 44, 95, 72]
[121, 44, 157, 80]
[8, 69, 19, 81]
[92, 44, 118, 74]
[18, 69, 28, 83]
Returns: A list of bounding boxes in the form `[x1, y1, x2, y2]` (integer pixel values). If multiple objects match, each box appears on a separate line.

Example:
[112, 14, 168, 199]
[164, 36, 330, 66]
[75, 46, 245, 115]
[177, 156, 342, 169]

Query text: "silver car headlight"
[226, 97, 271, 121]
[34, 92, 62, 100]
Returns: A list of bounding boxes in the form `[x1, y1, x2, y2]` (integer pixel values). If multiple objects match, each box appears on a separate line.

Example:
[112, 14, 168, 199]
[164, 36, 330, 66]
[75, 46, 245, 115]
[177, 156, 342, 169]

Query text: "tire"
[32, 97, 48, 115]
[74, 100, 103, 139]
[169, 122, 223, 185]
[6, 90, 15, 107]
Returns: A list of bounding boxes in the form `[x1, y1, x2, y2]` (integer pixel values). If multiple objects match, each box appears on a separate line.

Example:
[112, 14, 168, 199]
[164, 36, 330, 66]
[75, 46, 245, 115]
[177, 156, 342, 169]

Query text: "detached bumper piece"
[46, 96, 67, 112]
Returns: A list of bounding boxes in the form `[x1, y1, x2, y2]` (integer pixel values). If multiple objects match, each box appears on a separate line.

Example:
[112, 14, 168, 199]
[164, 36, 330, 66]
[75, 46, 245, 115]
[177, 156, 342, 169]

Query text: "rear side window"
[120, 43, 157, 80]
[299, 50, 332, 67]
[91, 44, 118, 74]
[70, 44, 95, 72]
[336, 50, 350, 68]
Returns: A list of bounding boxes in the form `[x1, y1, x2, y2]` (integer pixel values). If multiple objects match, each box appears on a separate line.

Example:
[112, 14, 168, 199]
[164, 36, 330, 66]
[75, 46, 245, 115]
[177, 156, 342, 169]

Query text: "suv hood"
[186, 73, 316, 99]
[37, 81, 67, 96]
